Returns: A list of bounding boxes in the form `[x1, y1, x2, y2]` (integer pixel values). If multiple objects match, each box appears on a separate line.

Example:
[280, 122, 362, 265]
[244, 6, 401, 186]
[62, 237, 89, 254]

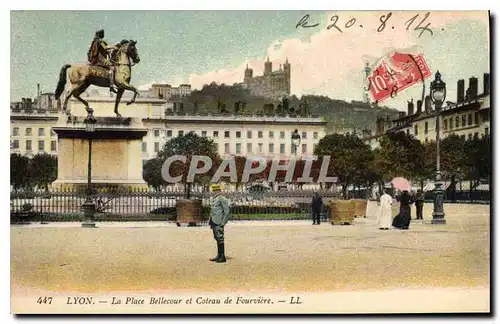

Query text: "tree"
[352, 154, 378, 198]
[143, 158, 165, 191]
[292, 159, 306, 188]
[156, 132, 220, 198]
[249, 159, 269, 184]
[374, 131, 424, 184]
[440, 134, 467, 181]
[414, 141, 436, 190]
[221, 155, 246, 190]
[464, 135, 490, 185]
[29, 153, 57, 191]
[10, 154, 31, 191]
[314, 133, 374, 198]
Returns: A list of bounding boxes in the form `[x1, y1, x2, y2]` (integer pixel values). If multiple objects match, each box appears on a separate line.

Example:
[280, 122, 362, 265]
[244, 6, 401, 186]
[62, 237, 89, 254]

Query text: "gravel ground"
[11, 202, 490, 294]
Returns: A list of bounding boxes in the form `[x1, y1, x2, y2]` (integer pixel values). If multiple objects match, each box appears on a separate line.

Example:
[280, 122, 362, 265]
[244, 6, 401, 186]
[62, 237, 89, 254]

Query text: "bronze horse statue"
[54, 40, 140, 117]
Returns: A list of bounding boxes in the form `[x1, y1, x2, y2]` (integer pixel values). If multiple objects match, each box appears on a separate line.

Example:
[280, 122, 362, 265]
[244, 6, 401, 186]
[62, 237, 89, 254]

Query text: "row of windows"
[12, 127, 56, 137]
[156, 130, 320, 140]
[443, 112, 479, 131]
[413, 112, 482, 136]
[143, 142, 315, 155]
[13, 127, 320, 141]
[225, 142, 310, 155]
[384, 128, 489, 148]
[411, 127, 489, 141]
[427, 130, 488, 142]
[11, 140, 57, 152]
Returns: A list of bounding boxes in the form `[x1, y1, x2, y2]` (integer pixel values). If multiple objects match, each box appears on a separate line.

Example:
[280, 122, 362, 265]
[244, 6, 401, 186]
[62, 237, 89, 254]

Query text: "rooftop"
[386, 93, 489, 124]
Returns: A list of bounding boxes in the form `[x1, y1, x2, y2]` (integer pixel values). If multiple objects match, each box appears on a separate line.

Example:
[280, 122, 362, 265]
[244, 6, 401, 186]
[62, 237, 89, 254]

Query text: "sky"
[10, 10, 490, 109]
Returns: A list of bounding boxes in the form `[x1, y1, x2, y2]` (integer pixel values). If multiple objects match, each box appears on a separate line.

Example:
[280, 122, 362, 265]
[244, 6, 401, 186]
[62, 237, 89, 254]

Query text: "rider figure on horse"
[87, 29, 118, 93]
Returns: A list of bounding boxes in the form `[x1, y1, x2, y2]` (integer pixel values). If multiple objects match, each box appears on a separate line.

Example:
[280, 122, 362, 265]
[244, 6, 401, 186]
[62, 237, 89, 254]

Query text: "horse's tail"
[54, 64, 71, 100]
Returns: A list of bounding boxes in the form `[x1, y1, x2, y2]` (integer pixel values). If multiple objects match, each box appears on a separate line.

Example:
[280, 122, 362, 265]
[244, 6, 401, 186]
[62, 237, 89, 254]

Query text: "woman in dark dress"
[392, 190, 413, 229]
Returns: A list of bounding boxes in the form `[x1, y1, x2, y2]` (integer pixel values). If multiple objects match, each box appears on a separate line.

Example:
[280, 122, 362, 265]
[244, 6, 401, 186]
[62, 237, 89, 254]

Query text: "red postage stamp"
[367, 52, 432, 102]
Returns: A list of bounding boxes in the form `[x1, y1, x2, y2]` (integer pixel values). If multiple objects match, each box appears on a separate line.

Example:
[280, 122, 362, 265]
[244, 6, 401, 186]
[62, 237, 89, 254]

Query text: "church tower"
[244, 64, 253, 82]
[264, 56, 272, 75]
[284, 58, 291, 95]
[284, 58, 290, 76]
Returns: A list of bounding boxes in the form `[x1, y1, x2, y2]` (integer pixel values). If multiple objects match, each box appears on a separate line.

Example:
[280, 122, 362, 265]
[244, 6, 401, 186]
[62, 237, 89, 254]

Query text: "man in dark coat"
[415, 189, 424, 220]
[311, 192, 323, 225]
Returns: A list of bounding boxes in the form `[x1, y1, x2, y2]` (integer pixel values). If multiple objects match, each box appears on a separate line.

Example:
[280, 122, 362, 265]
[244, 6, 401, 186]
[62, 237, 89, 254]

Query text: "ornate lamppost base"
[432, 174, 446, 225]
[81, 200, 97, 228]
[431, 217, 446, 225]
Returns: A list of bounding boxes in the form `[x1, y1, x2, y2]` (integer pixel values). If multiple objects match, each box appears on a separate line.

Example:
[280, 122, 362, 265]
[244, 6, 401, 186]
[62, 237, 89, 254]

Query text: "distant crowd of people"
[377, 188, 424, 230]
[308, 189, 425, 230]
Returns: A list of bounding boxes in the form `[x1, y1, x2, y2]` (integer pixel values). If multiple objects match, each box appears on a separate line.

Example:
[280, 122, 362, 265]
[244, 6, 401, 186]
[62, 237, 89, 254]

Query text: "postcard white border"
[3, 1, 498, 323]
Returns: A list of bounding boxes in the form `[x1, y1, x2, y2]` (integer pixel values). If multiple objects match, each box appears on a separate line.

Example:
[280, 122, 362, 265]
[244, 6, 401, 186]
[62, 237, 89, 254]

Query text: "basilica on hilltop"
[241, 57, 291, 100]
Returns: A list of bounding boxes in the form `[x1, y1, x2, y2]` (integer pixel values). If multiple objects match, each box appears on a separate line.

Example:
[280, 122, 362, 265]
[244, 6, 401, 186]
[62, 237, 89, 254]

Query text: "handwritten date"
[297, 12, 434, 38]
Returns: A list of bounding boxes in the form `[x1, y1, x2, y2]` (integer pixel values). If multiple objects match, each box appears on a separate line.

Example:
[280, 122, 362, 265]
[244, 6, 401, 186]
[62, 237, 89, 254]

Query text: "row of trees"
[142, 131, 490, 198]
[10, 153, 57, 191]
[10, 131, 489, 197]
[373, 132, 490, 189]
[317, 131, 490, 196]
[143, 132, 324, 192]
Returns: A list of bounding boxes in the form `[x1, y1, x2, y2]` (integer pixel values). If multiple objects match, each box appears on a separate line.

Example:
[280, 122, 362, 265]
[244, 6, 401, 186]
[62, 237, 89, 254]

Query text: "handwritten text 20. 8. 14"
[296, 12, 434, 38]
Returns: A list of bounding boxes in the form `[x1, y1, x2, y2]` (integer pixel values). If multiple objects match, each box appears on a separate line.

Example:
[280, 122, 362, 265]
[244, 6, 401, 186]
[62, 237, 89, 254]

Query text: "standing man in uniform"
[87, 29, 119, 93]
[209, 184, 231, 263]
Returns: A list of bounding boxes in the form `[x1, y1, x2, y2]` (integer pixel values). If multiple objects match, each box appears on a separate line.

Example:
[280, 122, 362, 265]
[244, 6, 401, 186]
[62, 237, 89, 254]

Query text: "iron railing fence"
[11, 186, 489, 223]
[10, 189, 338, 222]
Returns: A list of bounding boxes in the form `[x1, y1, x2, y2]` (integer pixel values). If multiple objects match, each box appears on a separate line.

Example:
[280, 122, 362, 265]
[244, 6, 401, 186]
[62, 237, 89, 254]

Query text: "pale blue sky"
[11, 10, 320, 100]
[11, 11, 490, 109]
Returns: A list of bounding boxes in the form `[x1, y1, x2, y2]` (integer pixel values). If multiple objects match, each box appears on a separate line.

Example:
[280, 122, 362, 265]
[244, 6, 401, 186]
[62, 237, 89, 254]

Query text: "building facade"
[149, 84, 192, 100]
[10, 110, 59, 158]
[241, 58, 291, 100]
[144, 114, 326, 162]
[11, 92, 327, 164]
[363, 73, 491, 149]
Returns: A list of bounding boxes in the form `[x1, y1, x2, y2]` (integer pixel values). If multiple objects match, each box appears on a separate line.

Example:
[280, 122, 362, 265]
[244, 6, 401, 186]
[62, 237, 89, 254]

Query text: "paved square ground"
[11, 202, 490, 294]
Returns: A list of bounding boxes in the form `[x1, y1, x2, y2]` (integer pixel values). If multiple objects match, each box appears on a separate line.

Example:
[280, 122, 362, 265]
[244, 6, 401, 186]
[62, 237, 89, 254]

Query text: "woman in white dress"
[377, 189, 393, 230]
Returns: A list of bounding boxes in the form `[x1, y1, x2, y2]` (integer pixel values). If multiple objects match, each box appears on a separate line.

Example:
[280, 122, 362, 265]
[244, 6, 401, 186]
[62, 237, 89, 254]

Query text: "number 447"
[37, 297, 53, 304]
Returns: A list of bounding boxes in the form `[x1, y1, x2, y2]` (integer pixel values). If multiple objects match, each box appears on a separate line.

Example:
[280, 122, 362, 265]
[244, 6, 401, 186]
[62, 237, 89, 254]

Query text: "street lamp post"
[430, 71, 446, 224]
[82, 115, 97, 228]
[291, 129, 301, 157]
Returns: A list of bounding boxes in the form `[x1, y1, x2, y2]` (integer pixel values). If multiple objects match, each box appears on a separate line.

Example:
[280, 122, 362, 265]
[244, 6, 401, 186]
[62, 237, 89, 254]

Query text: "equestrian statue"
[54, 29, 141, 117]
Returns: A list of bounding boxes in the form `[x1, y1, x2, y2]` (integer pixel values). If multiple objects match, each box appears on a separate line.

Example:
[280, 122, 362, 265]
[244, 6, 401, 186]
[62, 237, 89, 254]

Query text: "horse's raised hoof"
[126, 101, 134, 106]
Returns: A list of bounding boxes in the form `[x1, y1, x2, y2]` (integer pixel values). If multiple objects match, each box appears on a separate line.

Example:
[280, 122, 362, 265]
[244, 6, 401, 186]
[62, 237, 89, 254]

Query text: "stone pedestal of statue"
[52, 114, 148, 191]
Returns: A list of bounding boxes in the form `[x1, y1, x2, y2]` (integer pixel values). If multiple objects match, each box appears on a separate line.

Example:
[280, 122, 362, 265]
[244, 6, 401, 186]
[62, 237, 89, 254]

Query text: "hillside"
[172, 82, 399, 132]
